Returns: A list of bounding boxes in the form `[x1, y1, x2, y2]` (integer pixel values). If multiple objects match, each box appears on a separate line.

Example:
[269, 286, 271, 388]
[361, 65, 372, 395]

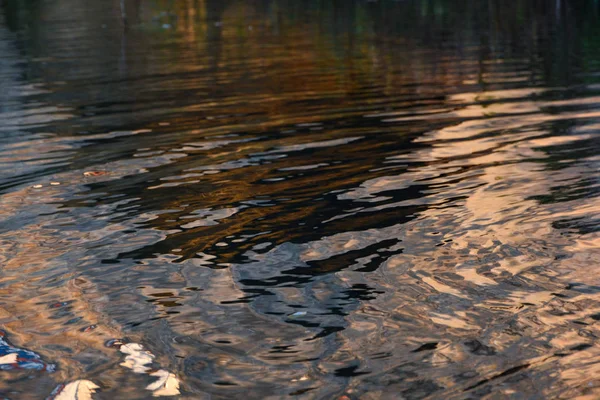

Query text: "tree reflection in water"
[0, 0, 599, 398]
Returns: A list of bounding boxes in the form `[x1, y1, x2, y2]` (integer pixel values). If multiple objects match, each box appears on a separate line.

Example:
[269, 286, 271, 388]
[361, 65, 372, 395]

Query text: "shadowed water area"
[0, 0, 600, 398]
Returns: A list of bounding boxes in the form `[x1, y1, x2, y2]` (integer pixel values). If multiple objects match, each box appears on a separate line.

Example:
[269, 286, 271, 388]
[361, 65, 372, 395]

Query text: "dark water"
[1, 0, 600, 398]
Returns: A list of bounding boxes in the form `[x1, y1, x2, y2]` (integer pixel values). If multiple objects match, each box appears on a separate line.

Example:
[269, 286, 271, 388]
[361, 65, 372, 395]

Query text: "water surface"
[1, 0, 600, 398]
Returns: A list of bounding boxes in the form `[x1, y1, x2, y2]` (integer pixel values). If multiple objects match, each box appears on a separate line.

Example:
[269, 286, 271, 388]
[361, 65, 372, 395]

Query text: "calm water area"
[1, 0, 600, 398]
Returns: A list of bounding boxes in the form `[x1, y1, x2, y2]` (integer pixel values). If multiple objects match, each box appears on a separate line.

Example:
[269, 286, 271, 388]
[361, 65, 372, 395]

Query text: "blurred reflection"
[0, 0, 599, 398]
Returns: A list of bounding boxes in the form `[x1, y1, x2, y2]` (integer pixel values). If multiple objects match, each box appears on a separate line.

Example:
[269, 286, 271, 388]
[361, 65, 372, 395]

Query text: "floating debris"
[49, 380, 99, 400]
[80, 324, 97, 333]
[120, 343, 155, 373]
[112, 341, 181, 396]
[289, 311, 307, 318]
[33, 184, 43, 189]
[49, 301, 69, 309]
[0, 331, 55, 372]
[104, 338, 125, 348]
[50, 182, 61, 186]
[147, 370, 181, 397]
[291, 375, 310, 382]
[83, 171, 108, 177]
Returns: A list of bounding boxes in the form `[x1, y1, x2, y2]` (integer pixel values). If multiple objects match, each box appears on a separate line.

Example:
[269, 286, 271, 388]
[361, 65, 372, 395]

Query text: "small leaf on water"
[51, 380, 99, 400]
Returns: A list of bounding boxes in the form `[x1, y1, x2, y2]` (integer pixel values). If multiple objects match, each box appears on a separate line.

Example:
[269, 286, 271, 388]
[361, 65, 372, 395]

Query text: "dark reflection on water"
[1, 0, 600, 398]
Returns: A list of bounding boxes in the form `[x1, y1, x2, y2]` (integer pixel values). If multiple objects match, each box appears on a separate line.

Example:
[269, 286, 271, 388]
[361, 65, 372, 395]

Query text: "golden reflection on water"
[0, 0, 600, 398]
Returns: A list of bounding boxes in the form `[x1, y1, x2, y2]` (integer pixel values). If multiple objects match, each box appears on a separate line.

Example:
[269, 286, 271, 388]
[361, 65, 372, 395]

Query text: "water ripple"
[1, 0, 600, 398]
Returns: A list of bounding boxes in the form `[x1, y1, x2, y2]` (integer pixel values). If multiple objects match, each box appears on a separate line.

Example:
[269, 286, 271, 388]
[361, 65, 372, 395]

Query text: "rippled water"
[1, 0, 600, 398]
